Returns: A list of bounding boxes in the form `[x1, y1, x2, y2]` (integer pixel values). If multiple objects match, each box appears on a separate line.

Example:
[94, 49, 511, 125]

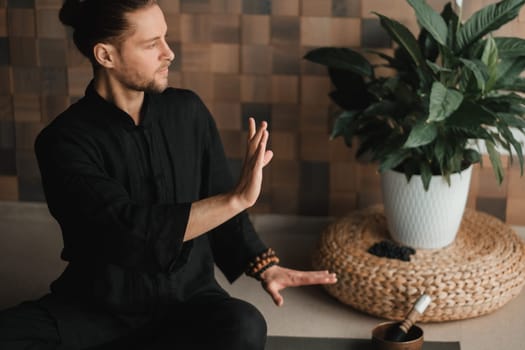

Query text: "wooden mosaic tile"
[272, 44, 300, 75]
[476, 197, 507, 222]
[270, 104, 299, 131]
[210, 102, 241, 130]
[330, 17, 361, 46]
[40, 67, 67, 95]
[299, 104, 329, 132]
[332, 0, 361, 17]
[211, 0, 242, 14]
[181, 72, 214, 101]
[66, 66, 91, 96]
[241, 15, 270, 44]
[0, 8, 7, 36]
[13, 94, 40, 122]
[300, 131, 330, 161]
[240, 75, 271, 103]
[34, 0, 62, 8]
[0, 66, 11, 94]
[181, 0, 211, 14]
[164, 13, 181, 42]
[12, 67, 40, 94]
[180, 14, 212, 43]
[66, 38, 90, 68]
[271, 0, 299, 16]
[508, 163, 525, 198]
[301, 0, 332, 17]
[300, 76, 331, 105]
[211, 43, 239, 73]
[8, 0, 33, 8]
[0, 175, 18, 199]
[0, 95, 12, 121]
[9, 37, 37, 66]
[38, 38, 66, 67]
[271, 16, 299, 45]
[330, 162, 358, 192]
[242, 0, 271, 15]
[213, 73, 240, 101]
[361, 18, 391, 48]
[40, 95, 68, 123]
[329, 192, 358, 217]
[270, 186, 299, 214]
[181, 43, 211, 72]
[36, 9, 66, 38]
[0, 120, 14, 148]
[211, 14, 240, 43]
[157, 0, 181, 13]
[271, 75, 298, 103]
[8, 9, 35, 37]
[506, 198, 525, 225]
[218, 129, 243, 158]
[241, 45, 272, 74]
[15, 121, 44, 150]
[0, 37, 8, 65]
[271, 131, 298, 160]
[270, 159, 299, 186]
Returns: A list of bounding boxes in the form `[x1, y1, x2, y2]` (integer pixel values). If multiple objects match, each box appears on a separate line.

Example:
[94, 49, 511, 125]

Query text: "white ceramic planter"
[381, 165, 473, 249]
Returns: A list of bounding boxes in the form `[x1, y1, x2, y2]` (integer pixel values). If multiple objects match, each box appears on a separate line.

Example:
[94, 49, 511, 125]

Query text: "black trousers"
[0, 293, 267, 350]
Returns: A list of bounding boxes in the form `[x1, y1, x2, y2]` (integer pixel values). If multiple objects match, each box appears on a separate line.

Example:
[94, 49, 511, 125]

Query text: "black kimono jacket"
[34, 82, 267, 322]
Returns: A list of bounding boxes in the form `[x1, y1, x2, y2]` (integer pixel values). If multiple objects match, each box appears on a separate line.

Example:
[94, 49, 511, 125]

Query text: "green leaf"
[494, 57, 525, 88]
[420, 161, 433, 191]
[463, 149, 482, 164]
[426, 60, 452, 74]
[494, 37, 525, 58]
[330, 110, 359, 144]
[374, 13, 426, 67]
[304, 47, 374, 77]
[441, 2, 459, 49]
[485, 140, 504, 184]
[494, 76, 525, 92]
[403, 121, 438, 148]
[446, 101, 497, 133]
[456, 0, 525, 53]
[428, 82, 464, 122]
[459, 58, 489, 92]
[481, 36, 499, 92]
[407, 0, 448, 46]
[379, 149, 411, 172]
[498, 125, 524, 175]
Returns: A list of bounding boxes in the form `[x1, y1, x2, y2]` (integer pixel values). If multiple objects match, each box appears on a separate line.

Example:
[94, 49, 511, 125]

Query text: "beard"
[117, 65, 170, 94]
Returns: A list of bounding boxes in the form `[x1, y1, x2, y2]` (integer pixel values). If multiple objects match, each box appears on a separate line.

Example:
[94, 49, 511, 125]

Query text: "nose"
[162, 39, 175, 62]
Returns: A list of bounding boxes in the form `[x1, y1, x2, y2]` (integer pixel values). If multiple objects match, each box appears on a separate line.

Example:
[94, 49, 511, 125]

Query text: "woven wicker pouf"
[312, 206, 525, 322]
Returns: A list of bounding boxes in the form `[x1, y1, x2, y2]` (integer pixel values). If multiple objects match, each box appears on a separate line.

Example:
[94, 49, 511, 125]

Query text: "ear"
[93, 43, 117, 68]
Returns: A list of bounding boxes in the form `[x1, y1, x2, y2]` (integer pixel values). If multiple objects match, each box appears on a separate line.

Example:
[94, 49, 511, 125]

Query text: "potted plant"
[304, 0, 525, 248]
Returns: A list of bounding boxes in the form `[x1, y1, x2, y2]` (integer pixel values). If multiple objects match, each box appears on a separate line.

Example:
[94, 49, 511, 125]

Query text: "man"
[0, 1, 337, 349]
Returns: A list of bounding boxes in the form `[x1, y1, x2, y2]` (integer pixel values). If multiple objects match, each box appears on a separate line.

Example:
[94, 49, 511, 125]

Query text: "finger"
[248, 121, 267, 156]
[263, 150, 273, 167]
[286, 270, 337, 287]
[267, 286, 284, 307]
[256, 129, 269, 166]
[248, 117, 256, 139]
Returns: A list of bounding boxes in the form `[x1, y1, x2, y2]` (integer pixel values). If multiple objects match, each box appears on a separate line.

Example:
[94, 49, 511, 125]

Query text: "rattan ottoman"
[312, 206, 525, 322]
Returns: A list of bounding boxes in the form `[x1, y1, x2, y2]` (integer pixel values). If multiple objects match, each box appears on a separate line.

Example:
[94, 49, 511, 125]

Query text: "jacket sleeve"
[35, 126, 191, 272]
[193, 95, 267, 283]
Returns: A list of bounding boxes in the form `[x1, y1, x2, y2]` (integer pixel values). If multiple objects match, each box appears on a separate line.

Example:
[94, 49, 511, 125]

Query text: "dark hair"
[59, 0, 157, 66]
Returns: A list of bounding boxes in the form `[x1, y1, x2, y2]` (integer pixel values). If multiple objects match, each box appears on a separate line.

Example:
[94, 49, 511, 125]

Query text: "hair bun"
[59, 0, 85, 28]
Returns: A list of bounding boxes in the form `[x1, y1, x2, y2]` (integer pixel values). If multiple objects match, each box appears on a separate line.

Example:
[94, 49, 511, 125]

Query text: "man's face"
[111, 4, 174, 94]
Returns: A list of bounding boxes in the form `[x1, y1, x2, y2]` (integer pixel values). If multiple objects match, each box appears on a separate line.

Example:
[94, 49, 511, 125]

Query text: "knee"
[226, 300, 267, 350]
